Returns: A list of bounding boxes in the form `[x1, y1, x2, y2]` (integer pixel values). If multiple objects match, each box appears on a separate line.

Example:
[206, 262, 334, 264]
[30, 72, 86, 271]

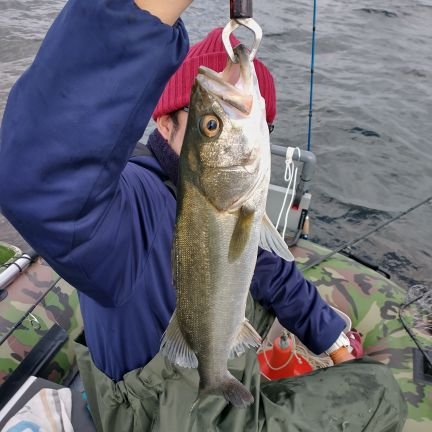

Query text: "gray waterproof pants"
[74, 296, 407, 432]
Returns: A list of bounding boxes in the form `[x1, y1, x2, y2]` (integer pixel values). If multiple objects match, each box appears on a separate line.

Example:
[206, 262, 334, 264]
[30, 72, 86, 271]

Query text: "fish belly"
[175, 183, 260, 390]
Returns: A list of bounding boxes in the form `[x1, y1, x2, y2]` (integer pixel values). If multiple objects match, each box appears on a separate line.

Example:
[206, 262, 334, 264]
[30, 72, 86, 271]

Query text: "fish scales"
[161, 45, 294, 408]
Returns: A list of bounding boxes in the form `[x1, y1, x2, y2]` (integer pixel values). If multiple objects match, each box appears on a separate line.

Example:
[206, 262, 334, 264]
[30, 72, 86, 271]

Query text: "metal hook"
[222, 18, 263, 63]
[27, 312, 41, 330]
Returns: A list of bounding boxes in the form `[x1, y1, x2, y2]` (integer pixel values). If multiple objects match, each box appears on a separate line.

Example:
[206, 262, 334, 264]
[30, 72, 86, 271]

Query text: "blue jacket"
[0, 0, 345, 381]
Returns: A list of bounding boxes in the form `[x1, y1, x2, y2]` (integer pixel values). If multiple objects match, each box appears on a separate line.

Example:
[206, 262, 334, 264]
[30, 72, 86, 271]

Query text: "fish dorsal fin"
[160, 310, 198, 368]
[260, 213, 295, 262]
[228, 205, 255, 262]
[229, 319, 261, 359]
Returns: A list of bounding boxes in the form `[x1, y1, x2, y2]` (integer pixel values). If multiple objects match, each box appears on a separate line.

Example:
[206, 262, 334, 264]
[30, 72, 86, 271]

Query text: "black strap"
[0, 324, 68, 411]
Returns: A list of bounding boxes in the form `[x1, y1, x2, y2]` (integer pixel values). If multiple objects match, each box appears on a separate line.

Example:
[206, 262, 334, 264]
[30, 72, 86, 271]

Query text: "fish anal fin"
[259, 213, 295, 262]
[229, 319, 261, 359]
[229, 205, 255, 262]
[160, 310, 198, 368]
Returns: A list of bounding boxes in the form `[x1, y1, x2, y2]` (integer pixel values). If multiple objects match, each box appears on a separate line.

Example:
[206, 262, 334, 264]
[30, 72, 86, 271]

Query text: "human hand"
[330, 347, 356, 365]
[134, 0, 193, 25]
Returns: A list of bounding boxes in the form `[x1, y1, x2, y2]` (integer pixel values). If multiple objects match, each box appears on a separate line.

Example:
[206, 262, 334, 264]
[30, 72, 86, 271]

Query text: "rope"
[276, 147, 301, 239]
[261, 332, 297, 371]
[259, 331, 333, 372]
[295, 342, 333, 369]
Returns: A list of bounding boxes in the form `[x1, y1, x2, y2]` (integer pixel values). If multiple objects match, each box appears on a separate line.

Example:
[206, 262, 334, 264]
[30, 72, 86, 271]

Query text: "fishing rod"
[306, 0, 317, 151]
[299, 194, 432, 272]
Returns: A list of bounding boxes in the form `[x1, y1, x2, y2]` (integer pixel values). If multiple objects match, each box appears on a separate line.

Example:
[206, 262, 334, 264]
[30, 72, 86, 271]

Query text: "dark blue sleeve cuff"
[251, 248, 347, 354]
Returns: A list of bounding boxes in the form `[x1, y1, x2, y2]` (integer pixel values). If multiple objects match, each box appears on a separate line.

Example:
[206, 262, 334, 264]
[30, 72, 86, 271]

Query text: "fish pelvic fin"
[229, 319, 261, 359]
[160, 309, 198, 368]
[259, 213, 295, 262]
[199, 373, 254, 408]
[228, 205, 255, 262]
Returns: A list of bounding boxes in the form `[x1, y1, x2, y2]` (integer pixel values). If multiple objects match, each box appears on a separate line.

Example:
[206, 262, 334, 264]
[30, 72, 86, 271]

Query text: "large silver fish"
[161, 45, 294, 408]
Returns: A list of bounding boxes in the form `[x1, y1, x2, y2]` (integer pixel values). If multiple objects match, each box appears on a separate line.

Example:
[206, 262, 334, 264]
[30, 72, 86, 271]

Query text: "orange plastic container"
[257, 334, 313, 380]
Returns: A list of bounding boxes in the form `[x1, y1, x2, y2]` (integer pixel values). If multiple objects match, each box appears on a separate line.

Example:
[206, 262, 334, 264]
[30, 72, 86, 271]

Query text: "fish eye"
[199, 115, 221, 138]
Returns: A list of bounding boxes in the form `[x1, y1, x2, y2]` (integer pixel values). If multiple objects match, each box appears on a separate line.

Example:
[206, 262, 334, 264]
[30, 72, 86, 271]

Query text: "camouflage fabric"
[1, 239, 430, 431]
[0, 257, 83, 386]
[0, 242, 21, 267]
[292, 239, 432, 432]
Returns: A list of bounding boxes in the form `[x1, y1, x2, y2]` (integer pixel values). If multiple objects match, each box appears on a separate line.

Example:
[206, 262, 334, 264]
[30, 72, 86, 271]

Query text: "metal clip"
[27, 312, 41, 330]
[222, 18, 263, 63]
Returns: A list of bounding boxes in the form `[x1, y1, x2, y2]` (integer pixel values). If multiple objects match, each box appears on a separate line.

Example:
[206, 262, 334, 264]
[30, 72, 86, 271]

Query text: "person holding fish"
[0, 0, 407, 430]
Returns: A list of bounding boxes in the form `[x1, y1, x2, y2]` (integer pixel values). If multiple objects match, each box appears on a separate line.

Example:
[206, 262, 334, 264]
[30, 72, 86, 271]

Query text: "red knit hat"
[153, 28, 276, 124]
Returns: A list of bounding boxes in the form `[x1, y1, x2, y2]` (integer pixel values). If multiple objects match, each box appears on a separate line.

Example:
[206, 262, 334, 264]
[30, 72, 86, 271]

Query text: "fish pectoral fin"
[229, 319, 261, 359]
[259, 213, 295, 262]
[160, 310, 198, 368]
[228, 205, 255, 262]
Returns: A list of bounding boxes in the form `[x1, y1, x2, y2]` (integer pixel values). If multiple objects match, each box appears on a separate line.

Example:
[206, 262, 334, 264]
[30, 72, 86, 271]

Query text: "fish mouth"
[196, 44, 253, 116]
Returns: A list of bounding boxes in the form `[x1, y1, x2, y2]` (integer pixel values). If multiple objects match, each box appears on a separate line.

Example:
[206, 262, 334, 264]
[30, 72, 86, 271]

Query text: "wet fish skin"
[161, 45, 293, 408]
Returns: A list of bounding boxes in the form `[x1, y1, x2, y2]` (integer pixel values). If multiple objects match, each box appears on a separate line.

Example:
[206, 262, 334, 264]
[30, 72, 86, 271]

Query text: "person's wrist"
[330, 347, 355, 364]
[134, 0, 193, 25]
[325, 332, 352, 356]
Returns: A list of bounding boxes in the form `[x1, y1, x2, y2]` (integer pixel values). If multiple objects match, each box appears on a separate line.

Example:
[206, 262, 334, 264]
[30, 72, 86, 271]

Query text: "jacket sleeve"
[251, 249, 346, 354]
[0, 0, 189, 306]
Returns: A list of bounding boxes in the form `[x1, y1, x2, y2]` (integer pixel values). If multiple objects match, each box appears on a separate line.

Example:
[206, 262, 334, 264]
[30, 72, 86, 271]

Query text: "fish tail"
[205, 374, 254, 408]
[219, 374, 254, 408]
[197, 375, 254, 408]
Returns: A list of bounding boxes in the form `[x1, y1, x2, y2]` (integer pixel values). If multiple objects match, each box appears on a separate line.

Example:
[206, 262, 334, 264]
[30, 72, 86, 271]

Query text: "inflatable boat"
[0, 147, 430, 431]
